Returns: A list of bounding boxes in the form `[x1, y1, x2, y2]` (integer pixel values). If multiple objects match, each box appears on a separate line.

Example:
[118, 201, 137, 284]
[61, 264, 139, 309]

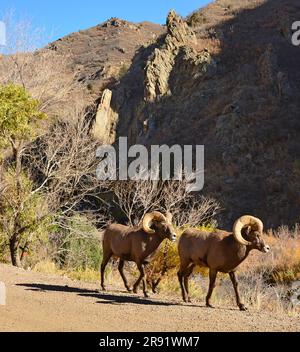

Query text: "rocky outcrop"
[99, 1, 300, 228]
[144, 10, 198, 102]
[101, 10, 215, 146]
[91, 89, 118, 144]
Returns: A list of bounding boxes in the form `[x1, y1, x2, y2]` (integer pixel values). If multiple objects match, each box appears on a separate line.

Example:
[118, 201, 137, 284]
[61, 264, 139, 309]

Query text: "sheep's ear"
[150, 221, 158, 231]
[245, 226, 252, 235]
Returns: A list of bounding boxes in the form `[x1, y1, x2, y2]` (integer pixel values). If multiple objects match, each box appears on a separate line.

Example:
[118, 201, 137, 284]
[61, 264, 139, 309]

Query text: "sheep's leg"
[183, 264, 195, 303]
[206, 269, 217, 308]
[133, 264, 149, 298]
[141, 266, 149, 298]
[118, 260, 132, 292]
[132, 265, 143, 294]
[100, 251, 112, 291]
[229, 271, 247, 311]
[177, 260, 190, 302]
[152, 278, 161, 294]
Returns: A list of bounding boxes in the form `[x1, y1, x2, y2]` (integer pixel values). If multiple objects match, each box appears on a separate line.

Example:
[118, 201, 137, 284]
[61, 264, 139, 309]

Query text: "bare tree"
[110, 177, 220, 228]
[0, 51, 86, 118]
[0, 12, 89, 118]
[111, 180, 164, 226]
[0, 108, 109, 267]
[160, 179, 221, 228]
[26, 110, 109, 215]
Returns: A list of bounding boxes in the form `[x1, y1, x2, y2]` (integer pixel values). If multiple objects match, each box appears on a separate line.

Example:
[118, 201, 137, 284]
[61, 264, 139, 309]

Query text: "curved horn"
[232, 215, 263, 246]
[165, 211, 173, 223]
[142, 211, 166, 234]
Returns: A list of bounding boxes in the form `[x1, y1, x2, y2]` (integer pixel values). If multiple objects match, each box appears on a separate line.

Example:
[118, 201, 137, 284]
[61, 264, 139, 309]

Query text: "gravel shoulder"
[0, 264, 299, 332]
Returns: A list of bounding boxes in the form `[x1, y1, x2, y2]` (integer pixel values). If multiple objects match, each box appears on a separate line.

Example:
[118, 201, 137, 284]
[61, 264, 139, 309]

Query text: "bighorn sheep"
[177, 215, 270, 311]
[101, 211, 176, 297]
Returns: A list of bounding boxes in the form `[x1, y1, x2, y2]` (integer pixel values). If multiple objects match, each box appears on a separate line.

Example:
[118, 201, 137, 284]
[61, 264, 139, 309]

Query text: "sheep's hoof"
[101, 286, 106, 292]
[126, 287, 133, 293]
[239, 304, 248, 311]
[133, 287, 138, 294]
[206, 303, 214, 309]
[187, 297, 192, 303]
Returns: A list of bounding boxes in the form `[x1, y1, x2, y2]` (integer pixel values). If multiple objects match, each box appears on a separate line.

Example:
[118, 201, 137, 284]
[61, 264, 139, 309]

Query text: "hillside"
[2, 0, 300, 228]
[46, 18, 164, 93]
[90, 0, 300, 228]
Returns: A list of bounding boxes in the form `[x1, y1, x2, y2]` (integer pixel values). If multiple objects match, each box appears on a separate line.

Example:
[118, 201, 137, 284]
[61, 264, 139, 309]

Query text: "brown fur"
[101, 215, 176, 297]
[177, 220, 270, 311]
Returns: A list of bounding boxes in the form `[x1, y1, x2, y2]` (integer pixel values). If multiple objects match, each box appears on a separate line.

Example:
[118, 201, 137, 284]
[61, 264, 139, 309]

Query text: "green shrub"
[0, 83, 46, 149]
[51, 215, 102, 271]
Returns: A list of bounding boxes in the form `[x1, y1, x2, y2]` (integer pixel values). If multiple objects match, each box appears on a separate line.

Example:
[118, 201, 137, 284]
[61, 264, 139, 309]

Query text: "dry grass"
[33, 260, 107, 283]
[155, 226, 300, 315]
[242, 227, 300, 283]
[33, 225, 300, 316]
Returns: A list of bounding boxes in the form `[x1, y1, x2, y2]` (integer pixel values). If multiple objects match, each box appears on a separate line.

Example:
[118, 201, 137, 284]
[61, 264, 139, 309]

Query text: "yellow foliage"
[242, 232, 300, 283]
[64, 268, 100, 282]
[34, 260, 58, 274]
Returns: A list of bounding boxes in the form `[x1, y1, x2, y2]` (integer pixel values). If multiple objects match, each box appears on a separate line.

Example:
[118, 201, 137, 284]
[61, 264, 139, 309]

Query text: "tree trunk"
[10, 142, 23, 268]
[13, 143, 23, 191]
[9, 236, 22, 268]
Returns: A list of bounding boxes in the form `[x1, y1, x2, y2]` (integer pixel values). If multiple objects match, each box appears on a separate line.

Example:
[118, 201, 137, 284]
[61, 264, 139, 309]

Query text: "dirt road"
[0, 264, 299, 332]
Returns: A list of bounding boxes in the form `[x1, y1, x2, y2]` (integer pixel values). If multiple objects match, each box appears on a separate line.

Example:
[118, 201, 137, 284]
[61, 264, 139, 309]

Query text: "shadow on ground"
[17, 283, 194, 307]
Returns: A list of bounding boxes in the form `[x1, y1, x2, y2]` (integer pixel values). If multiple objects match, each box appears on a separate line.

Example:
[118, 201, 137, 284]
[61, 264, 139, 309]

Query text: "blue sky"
[1, 0, 212, 43]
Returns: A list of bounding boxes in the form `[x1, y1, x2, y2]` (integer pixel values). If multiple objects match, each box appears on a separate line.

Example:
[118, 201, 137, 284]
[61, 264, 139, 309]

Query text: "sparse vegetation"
[0, 3, 300, 327]
[187, 11, 208, 27]
[155, 226, 300, 314]
[117, 63, 129, 80]
[27, 224, 300, 315]
[0, 81, 298, 316]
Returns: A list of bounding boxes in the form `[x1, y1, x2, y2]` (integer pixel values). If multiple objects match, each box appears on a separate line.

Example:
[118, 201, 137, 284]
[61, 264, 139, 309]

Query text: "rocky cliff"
[91, 0, 300, 228]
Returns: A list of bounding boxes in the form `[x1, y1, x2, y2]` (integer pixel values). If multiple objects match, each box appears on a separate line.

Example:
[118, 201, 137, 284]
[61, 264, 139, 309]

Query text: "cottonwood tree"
[0, 14, 101, 266]
[0, 171, 50, 267]
[0, 50, 86, 118]
[0, 83, 46, 266]
[0, 83, 46, 168]
[0, 84, 106, 267]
